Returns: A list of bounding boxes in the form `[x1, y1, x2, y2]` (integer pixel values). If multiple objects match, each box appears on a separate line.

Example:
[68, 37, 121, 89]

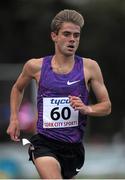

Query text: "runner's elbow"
[106, 101, 111, 115]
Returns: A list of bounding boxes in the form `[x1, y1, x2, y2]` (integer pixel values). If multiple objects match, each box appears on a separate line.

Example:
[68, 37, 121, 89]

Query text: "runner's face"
[52, 22, 81, 56]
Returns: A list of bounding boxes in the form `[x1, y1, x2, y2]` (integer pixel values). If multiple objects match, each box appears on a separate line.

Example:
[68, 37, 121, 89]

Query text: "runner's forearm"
[82, 101, 111, 116]
[10, 85, 24, 120]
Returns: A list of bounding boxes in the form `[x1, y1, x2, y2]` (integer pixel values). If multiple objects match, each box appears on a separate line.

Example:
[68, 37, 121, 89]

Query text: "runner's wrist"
[83, 106, 93, 115]
[10, 114, 18, 122]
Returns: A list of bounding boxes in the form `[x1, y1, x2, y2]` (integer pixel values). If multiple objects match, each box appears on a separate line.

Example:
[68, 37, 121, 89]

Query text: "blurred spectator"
[18, 99, 36, 133]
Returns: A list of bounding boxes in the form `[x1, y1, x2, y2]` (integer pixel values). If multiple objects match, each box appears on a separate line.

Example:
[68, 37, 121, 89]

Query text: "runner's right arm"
[7, 59, 36, 141]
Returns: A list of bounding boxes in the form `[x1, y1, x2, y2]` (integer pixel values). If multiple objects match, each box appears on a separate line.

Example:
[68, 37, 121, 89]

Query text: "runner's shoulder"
[82, 57, 99, 69]
[23, 57, 44, 74]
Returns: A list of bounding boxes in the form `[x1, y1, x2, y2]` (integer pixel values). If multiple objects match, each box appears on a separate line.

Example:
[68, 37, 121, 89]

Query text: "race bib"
[43, 97, 78, 128]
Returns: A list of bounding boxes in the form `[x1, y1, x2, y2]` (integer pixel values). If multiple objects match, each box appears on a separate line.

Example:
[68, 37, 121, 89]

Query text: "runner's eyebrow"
[62, 31, 80, 36]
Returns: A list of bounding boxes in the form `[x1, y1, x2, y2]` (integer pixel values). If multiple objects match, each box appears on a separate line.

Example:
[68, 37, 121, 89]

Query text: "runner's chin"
[65, 49, 75, 56]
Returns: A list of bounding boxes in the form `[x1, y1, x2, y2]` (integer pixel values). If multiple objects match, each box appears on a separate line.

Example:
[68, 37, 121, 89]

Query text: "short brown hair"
[51, 9, 84, 33]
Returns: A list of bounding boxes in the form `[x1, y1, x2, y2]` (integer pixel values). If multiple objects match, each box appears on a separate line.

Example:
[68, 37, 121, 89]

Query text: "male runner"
[7, 9, 111, 179]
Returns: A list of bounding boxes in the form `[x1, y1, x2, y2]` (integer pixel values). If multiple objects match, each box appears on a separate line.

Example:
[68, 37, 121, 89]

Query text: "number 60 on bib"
[43, 97, 78, 128]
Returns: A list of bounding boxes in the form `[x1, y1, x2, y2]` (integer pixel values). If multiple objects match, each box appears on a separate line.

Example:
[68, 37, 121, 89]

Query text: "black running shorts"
[28, 133, 85, 179]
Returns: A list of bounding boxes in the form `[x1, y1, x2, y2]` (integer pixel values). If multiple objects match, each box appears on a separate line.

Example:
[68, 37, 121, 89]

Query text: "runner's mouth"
[67, 45, 75, 49]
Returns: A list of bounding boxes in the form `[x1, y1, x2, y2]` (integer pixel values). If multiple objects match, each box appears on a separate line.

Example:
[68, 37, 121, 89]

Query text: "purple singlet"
[37, 55, 89, 143]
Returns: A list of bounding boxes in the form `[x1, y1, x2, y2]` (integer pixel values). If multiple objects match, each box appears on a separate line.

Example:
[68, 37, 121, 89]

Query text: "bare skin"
[34, 156, 62, 179]
[7, 22, 111, 179]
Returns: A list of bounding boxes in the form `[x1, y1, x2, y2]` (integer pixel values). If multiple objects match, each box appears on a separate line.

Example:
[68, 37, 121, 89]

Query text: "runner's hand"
[7, 119, 20, 141]
[69, 95, 91, 115]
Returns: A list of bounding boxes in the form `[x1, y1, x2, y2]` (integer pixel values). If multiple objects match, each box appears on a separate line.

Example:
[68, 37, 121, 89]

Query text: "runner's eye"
[73, 33, 80, 38]
[63, 32, 71, 37]
[62, 32, 80, 38]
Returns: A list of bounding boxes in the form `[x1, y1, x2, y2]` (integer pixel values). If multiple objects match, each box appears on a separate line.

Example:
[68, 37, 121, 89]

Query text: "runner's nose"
[69, 34, 75, 42]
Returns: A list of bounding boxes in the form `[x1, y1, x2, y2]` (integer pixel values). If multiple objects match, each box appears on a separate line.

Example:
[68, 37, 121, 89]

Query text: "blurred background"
[0, 0, 125, 179]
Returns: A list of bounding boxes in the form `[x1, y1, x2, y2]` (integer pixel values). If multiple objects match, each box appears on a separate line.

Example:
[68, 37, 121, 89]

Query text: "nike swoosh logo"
[76, 168, 82, 172]
[67, 80, 80, 85]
